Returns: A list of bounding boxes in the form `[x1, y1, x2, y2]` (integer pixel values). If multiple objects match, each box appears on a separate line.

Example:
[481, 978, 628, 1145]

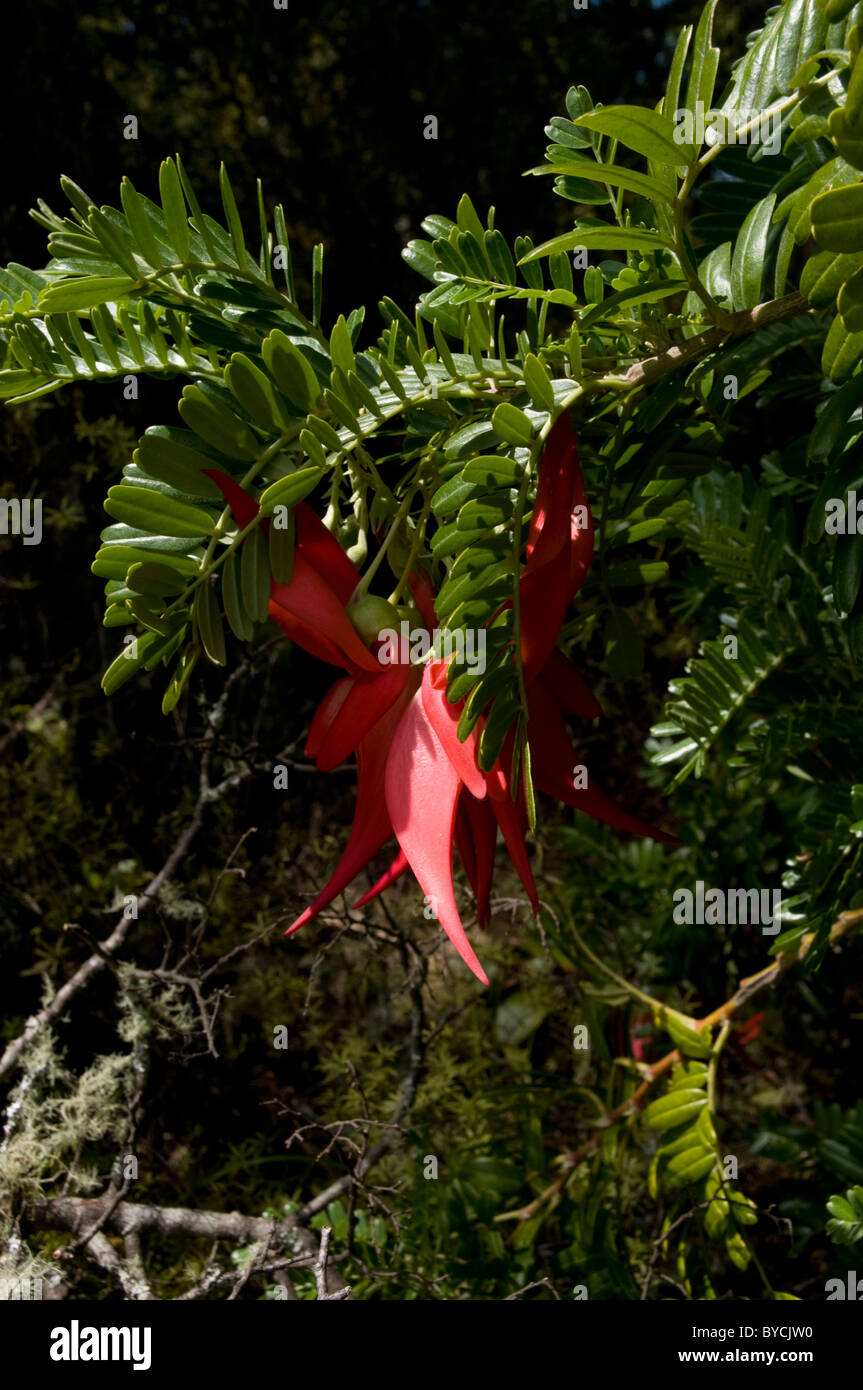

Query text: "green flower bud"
[347, 593, 402, 643]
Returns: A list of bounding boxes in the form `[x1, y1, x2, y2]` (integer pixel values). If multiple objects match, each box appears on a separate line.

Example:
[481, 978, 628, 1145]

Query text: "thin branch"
[22, 1194, 352, 1298]
[0, 795, 206, 1084]
[617, 292, 809, 391]
[313, 1226, 351, 1301]
[0, 666, 259, 1085]
[496, 905, 863, 1224]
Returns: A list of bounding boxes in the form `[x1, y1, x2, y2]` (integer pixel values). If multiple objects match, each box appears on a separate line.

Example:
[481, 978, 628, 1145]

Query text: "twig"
[22, 1194, 352, 1299]
[496, 905, 863, 1224]
[0, 667, 261, 1085]
[227, 1220, 276, 1301]
[619, 292, 809, 390]
[505, 1278, 561, 1300]
[81, 1231, 155, 1301]
[313, 1227, 351, 1301]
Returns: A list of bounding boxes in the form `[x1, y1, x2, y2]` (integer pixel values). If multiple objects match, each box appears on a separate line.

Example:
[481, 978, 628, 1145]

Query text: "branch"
[496, 905, 863, 1224]
[0, 799, 206, 1084]
[21, 1194, 351, 1298]
[0, 660, 256, 1085]
[313, 1226, 351, 1301]
[83, 1231, 155, 1302]
[618, 292, 810, 391]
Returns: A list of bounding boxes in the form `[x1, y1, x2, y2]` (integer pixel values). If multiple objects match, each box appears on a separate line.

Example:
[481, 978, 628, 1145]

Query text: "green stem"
[349, 488, 416, 604]
[390, 490, 432, 606]
[673, 166, 733, 328]
[567, 919, 666, 1012]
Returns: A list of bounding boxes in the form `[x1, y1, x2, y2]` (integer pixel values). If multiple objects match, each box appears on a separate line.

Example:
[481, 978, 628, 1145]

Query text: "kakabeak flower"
[206, 409, 676, 985]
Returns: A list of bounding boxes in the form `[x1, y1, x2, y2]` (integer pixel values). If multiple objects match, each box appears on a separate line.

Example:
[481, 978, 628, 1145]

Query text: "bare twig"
[505, 1278, 561, 1300]
[0, 663, 262, 1085]
[22, 1194, 352, 1298]
[313, 1227, 351, 1301]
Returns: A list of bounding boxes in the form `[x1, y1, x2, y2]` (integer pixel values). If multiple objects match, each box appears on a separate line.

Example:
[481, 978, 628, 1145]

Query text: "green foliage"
[826, 1185, 863, 1242]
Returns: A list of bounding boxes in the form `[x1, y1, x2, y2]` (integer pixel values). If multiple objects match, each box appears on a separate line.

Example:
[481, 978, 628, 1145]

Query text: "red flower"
[204, 469, 379, 674]
[206, 411, 676, 984]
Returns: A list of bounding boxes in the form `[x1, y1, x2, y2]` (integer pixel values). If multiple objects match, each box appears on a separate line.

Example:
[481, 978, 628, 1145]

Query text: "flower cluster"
[206, 410, 674, 984]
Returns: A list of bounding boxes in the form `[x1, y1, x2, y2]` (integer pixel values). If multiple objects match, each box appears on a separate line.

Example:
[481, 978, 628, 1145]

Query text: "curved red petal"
[461, 793, 498, 927]
[385, 691, 489, 984]
[306, 677, 356, 759]
[286, 684, 416, 936]
[525, 410, 578, 570]
[206, 470, 376, 673]
[567, 455, 594, 603]
[420, 661, 487, 800]
[269, 600, 367, 672]
[520, 413, 594, 678]
[294, 502, 361, 606]
[270, 554, 381, 673]
[204, 469, 262, 531]
[527, 681, 678, 844]
[520, 546, 571, 683]
[353, 848, 411, 908]
[453, 802, 478, 896]
[316, 661, 410, 771]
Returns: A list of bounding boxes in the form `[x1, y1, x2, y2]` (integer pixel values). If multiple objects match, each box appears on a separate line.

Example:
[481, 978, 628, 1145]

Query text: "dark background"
[3, 0, 768, 311]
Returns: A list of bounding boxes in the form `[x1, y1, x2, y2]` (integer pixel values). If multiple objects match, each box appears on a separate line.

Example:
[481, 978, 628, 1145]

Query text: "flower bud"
[347, 593, 402, 643]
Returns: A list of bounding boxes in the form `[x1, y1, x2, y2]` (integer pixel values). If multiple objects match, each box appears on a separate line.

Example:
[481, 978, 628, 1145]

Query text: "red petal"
[353, 848, 411, 907]
[520, 412, 595, 680]
[270, 554, 381, 673]
[521, 545, 572, 682]
[525, 410, 578, 570]
[204, 469, 262, 531]
[566, 454, 594, 603]
[385, 691, 489, 984]
[420, 661, 487, 800]
[527, 681, 678, 843]
[206, 470, 376, 672]
[306, 677, 355, 759]
[286, 684, 415, 936]
[537, 647, 602, 720]
[461, 793, 497, 926]
[269, 599, 363, 672]
[453, 802, 478, 895]
[316, 662, 411, 771]
[475, 731, 538, 913]
[294, 502, 361, 606]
